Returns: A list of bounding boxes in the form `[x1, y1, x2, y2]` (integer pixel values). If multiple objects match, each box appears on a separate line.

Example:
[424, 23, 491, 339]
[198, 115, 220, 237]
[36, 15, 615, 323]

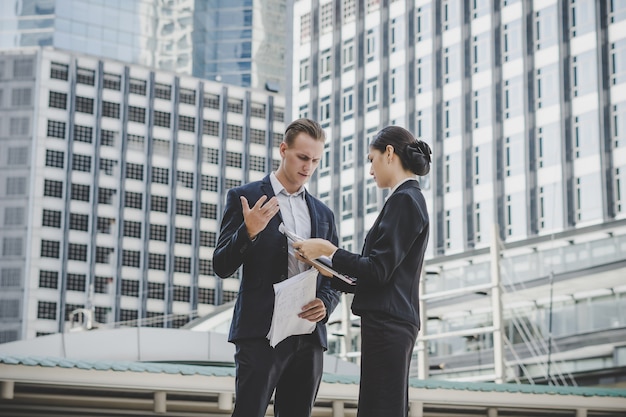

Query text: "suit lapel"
[304, 190, 319, 237]
[261, 175, 283, 226]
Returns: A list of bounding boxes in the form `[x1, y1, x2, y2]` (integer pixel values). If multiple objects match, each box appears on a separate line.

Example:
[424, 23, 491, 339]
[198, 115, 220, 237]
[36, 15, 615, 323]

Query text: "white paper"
[266, 268, 318, 348]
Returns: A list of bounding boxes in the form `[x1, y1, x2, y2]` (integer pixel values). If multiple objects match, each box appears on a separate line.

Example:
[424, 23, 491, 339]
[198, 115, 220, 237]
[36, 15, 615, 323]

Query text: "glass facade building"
[0, 47, 285, 342]
[0, 0, 288, 90]
[291, 0, 626, 386]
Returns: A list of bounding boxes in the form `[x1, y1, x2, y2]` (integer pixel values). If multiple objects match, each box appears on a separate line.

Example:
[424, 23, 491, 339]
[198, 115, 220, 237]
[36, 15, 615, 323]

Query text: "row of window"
[49, 62, 285, 121]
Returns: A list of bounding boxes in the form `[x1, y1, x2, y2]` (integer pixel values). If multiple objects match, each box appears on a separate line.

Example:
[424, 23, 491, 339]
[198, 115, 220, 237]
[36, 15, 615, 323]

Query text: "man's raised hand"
[241, 195, 280, 240]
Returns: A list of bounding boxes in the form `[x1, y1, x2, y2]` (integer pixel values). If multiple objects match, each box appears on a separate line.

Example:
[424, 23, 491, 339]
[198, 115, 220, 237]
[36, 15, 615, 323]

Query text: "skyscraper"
[0, 0, 288, 90]
[290, 0, 626, 385]
[0, 47, 285, 343]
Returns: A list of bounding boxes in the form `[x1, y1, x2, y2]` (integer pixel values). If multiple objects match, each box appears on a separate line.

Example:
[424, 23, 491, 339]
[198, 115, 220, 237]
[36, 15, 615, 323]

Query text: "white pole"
[491, 223, 505, 383]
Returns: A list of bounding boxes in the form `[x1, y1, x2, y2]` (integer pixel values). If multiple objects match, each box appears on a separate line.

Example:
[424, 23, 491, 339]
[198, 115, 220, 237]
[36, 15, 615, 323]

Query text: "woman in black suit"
[293, 126, 431, 417]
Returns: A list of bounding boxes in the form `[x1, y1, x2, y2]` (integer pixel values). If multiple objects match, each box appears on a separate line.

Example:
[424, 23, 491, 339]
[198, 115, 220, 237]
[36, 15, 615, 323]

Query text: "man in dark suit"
[213, 118, 340, 417]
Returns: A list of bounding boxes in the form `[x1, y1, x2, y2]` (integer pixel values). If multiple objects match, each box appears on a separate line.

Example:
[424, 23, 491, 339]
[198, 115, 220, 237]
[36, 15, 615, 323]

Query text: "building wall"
[0, 47, 286, 343]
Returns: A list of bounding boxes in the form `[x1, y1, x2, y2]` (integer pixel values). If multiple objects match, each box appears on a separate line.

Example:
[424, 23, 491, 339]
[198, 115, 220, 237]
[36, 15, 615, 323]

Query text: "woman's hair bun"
[403, 140, 432, 176]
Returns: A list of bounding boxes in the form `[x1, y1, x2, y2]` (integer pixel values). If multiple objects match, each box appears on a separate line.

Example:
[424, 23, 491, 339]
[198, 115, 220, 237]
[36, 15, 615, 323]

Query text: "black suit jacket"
[332, 180, 429, 328]
[213, 175, 340, 349]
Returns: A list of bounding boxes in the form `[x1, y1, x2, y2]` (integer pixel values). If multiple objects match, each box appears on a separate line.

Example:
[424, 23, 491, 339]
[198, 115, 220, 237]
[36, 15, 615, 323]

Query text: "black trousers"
[232, 334, 323, 417]
[357, 312, 419, 417]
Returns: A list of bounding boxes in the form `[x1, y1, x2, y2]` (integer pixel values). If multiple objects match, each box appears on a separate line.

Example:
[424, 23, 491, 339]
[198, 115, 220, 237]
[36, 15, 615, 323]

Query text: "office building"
[0, 46, 285, 342]
[0, 0, 287, 90]
[290, 0, 626, 386]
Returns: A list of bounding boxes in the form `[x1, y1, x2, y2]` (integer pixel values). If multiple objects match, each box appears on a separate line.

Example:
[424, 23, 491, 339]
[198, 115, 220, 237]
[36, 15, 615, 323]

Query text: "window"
[503, 20, 522, 62]
[179, 88, 196, 104]
[3, 237, 23, 256]
[250, 155, 266, 172]
[75, 96, 94, 114]
[203, 120, 219, 136]
[103, 73, 121, 90]
[126, 163, 144, 180]
[472, 32, 490, 73]
[72, 154, 91, 172]
[128, 106, 146, 124]
[73, 125, 92, 143]
[178, 115, 195, 132]
[154, 83, 171, 100]
[101, 129, 117, 147]
[366, 78, 378, 111]
[341, 186, 353, 220]
[504, 77, 523, 119]
[273, 132, 284, 147]
[151, 195, 168, 213]
[443, 0, 460, 30]
[154, 110, 171, 128]
[50, 62, 68, 80]
[7, 147, 28, 165]
[150, 224, 168, 241]
[97, 217, 114, 234]
[41, 209, 61, 229]
[342, 136, 354, 169]
[473, 88, 492, 129]
[225, 179, 241, 189]
[175, 227, 192, 244]
[76, 67, 95, 86]
[37, 301, 57, 320]
[201, 175, 218, 192]
[343, 87, 354, 119]
[443, 44, 461, 84]
[572, 51, 598, 97]
[365, 179, 378, 213]
[94, 276, 111, 293]
[98, 187, 116, 204]
[41, 240, 60, 258]
[319, 95, 331, 124]
[611, 39, 626, 85]
[227, 124, 243, 141]
[204, 93, 220, 109]
[121, 279, 140, 297]
[44, 179, 63, 198]
[176, 199, 193, 216]
[49, 91, 67, 109]
[10, 117, 30, 135]
[199, 259, 214, 276]
[177, 171, 194, 188]
[45, 150, 64, 168]
[343, 40, 354, 70]
[100, 159, 117, 176]
[68, 243, 87, 261]
[14, 58, 34, 78]
[226, 151, 243, 168]
[4, 207, 24, 226]
[250, 128, 265, 145]
[67, 273, 86, 292]
[300, 12, 311, 43]
[148, 253, 167, 270]
[320, 49, 332, 80]
[535, 6, 558, 50]
[366, 30, 376, 62]
[251, 102, 266, 119]
[320, 2, 333, 32]
[71, 183, 90, 201]
[570, 0, 596, 37]
[129, 78, 147, 95]
[12, 87, 32, 106]
[102, 101, 119, 118]
[6, 177, 26, 195]
[122, 250, 141, 268]
[148, 282, 165, 299]
[174, 257, 191, 274]
[227, 98, 243, 114]
[125, 191, 143, 209]
[200, 231, 216, 247]
[123, 220, 142, 238]
[416, 4, 432, 42]
[94, 306, 109, 323]
[69, 213, 89, 231]
[536, 64, 559, 109]
[200, 203, 218, 219]
[198, 287, 215, 304]
[127, 134, 144, 151]
[173, 285, 191, 303]
[119, 309, 138, 323]
[39, 270, 58, 289]
[47, 120, 66, 139]
[95, 247, 113, 263]
[274, 108, 285, 123]
[151, 167, 169, 184]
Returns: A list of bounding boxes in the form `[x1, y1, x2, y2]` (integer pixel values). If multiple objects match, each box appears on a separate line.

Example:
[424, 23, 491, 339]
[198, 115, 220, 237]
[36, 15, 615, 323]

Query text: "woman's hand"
[293, 238, 337, 261]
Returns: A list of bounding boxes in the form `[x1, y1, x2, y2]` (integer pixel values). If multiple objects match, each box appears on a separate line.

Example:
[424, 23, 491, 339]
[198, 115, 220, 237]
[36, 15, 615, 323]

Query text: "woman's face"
[368, 146, 391, 188]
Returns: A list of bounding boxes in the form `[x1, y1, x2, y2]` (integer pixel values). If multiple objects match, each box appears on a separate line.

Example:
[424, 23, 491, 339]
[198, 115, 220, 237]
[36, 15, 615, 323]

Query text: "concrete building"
[0, 0, 288, 90]
[289, 0, 626, 386]
[0, 46, 286, 343]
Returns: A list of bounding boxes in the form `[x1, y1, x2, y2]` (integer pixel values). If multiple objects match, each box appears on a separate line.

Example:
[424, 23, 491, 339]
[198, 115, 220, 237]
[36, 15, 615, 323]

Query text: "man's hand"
[241, 195, 280, 240]
[298, 298, 326, 323]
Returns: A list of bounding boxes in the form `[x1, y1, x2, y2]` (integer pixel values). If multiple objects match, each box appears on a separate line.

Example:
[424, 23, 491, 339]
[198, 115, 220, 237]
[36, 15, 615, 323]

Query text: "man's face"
[278, 132, 324, 193]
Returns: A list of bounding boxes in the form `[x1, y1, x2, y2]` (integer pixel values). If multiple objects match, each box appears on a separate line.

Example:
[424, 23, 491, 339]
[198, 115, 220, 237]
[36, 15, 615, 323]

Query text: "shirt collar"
[270, 172, 306, 198]
[390, 177, 417, 195]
